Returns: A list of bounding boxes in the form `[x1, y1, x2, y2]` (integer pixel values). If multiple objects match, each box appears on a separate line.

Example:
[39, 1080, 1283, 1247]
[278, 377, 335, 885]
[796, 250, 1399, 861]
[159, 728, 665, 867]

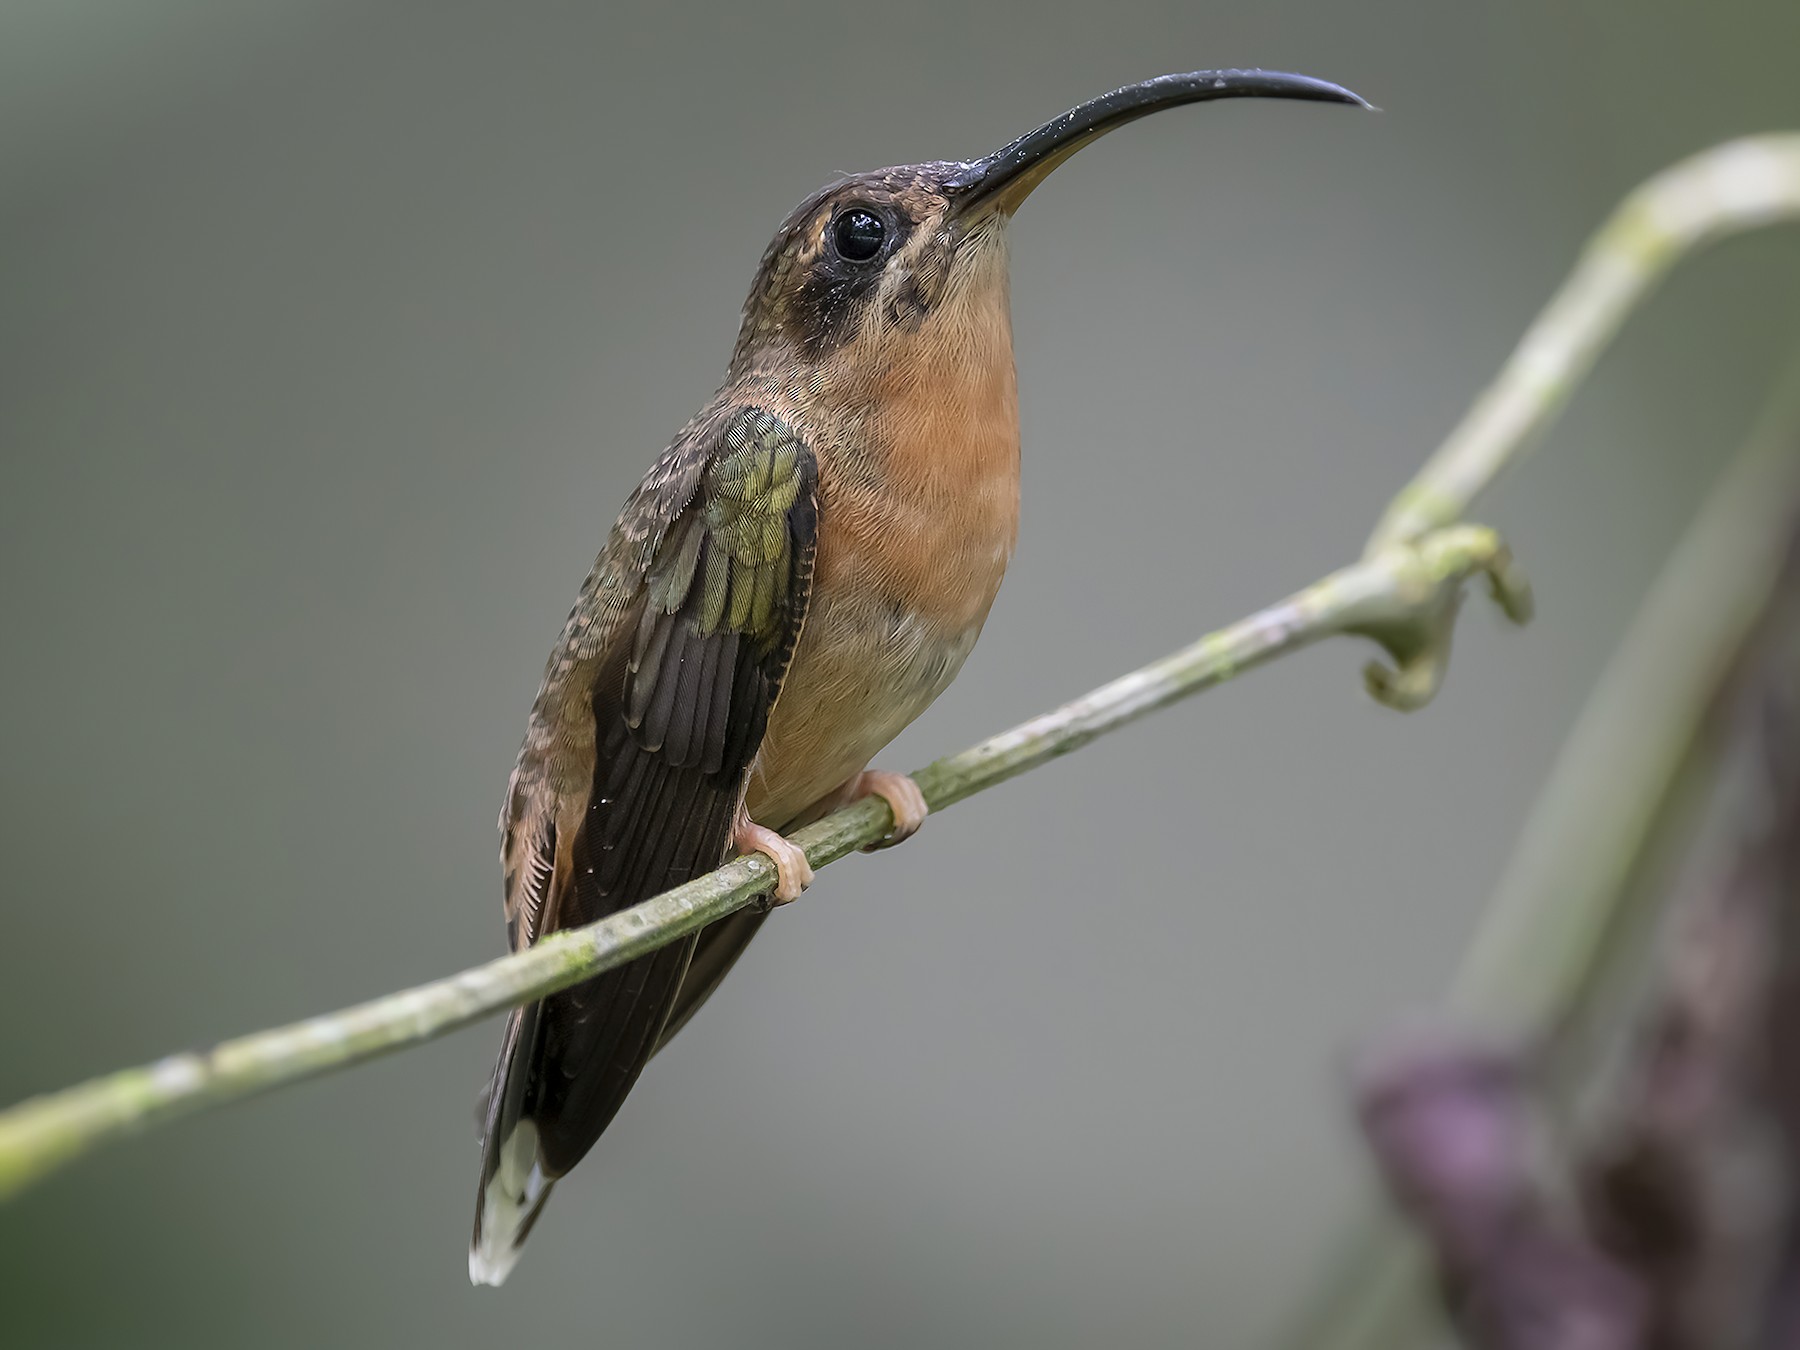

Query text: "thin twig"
[1282, 362, 1800, 1350]
[1370, 133, 1800, 554]
[0, 530, 1523, 1201]
[4, 134, 1800, 1209]
[1289, 132, 1800, 1350]
[1295, 135, 1800, 1344]
[1454, 369, 1800, 1034]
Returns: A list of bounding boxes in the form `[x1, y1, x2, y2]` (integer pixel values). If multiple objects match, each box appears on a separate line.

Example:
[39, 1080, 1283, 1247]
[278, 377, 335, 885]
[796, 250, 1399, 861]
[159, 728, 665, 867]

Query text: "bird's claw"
[734, 817, 814, 906]
[854, 770, 929, 851]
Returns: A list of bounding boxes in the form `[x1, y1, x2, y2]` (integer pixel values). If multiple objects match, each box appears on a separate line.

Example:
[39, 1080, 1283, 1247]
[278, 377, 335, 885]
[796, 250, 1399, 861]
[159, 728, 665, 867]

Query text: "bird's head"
[729, 69, 1369, 383]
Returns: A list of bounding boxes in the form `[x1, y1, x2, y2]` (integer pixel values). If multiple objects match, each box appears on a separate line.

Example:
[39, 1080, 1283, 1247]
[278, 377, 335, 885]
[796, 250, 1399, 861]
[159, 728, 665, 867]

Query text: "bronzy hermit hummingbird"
[471, 67, 1368, 1283]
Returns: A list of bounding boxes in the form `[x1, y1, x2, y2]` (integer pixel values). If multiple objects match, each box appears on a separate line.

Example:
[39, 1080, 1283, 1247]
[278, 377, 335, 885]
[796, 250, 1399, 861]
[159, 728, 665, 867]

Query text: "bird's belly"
[746, 592, 987, 829]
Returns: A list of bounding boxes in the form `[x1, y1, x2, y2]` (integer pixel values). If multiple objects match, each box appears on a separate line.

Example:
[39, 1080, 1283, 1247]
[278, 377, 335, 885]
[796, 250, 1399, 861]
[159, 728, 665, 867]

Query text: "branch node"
[1352, 525, 1534, 712]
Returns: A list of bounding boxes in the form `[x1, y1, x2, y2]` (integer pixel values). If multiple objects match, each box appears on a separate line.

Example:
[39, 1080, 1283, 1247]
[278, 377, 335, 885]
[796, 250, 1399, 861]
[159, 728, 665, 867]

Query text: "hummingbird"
[470, 67, 1368, 1284]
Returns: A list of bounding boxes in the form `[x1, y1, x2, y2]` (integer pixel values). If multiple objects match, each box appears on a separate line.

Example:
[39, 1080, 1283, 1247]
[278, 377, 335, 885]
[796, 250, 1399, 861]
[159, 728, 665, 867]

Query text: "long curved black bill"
[946, 69, 1371, 217]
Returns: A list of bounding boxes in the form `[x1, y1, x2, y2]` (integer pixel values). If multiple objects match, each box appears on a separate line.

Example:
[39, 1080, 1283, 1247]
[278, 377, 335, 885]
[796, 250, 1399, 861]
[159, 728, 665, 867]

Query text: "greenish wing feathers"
[481, 405, 818, 1185]
[623, 407, 816, 779]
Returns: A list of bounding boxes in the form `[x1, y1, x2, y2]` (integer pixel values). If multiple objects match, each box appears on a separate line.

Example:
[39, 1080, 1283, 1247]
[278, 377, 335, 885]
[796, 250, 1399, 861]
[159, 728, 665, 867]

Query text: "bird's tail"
[470, 1003, 555, 1286]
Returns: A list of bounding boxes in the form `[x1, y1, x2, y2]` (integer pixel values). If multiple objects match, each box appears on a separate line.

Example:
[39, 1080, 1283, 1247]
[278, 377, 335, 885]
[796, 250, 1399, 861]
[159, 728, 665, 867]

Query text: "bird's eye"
[830, 208, 886, 263]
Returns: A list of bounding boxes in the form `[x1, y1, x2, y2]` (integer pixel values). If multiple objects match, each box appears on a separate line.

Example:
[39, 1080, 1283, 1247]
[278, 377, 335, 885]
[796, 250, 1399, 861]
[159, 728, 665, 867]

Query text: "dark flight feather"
[472, 406, 818, 1280]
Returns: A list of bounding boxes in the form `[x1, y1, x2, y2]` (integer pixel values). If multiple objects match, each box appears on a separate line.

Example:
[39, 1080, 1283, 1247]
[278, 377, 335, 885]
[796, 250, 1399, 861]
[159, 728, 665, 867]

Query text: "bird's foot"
[852, 770, 929, 852]
[733, 811, 814, 906]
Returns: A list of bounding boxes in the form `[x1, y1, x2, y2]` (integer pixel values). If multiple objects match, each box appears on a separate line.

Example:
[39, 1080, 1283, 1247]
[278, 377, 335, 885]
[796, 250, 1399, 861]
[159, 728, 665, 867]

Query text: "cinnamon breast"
[748, 264, 1021, 828]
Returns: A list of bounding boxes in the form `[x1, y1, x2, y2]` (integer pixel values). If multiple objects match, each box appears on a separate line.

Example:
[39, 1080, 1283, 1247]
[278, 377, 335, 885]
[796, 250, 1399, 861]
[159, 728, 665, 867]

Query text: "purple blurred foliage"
[1356, 519, 1800, 1349]
[1356, 1029, 1648, 1349]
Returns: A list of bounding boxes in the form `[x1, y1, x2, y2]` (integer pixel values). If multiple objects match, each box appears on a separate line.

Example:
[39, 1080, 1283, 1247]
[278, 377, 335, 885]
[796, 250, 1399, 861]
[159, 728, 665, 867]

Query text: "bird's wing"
[472, 405, 818, 1283]
[652, 906, 769, 1055]
[651, 780, 848, 1056]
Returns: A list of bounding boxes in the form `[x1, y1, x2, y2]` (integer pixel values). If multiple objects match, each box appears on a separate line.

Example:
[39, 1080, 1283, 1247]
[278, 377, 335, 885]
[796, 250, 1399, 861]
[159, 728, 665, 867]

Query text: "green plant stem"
[1286, 132, 1800, 1350]
[0, 529, 1518, 1202]
[4, 133, 1800, 1210]
[1369, 134, 1800, 553]
[1284, 361, 1800, 1350]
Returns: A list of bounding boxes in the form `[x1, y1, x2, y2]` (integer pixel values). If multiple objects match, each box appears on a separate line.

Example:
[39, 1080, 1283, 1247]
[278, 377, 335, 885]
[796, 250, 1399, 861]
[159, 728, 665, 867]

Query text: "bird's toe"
[854, 770, 929, 851]
[734, 816, 814, 904]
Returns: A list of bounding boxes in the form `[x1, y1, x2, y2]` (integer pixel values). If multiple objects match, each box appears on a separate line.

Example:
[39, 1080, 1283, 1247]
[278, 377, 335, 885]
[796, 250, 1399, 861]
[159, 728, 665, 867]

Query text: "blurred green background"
[2, 2, 1798, 1346]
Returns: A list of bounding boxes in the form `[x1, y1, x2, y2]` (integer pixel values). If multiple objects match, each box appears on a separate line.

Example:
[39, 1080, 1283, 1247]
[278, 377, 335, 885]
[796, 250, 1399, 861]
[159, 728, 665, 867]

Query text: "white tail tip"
[469, 1120, 553, 1287]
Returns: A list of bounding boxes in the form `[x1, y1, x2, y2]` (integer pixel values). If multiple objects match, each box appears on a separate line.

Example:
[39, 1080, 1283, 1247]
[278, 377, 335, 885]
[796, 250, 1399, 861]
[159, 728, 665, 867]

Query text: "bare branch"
[1370, 133, 1800, 553]
[1284, 356, 1800, 1350]
[0, 526, 1523, 1201]
[6, 133, 1800, 1212]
